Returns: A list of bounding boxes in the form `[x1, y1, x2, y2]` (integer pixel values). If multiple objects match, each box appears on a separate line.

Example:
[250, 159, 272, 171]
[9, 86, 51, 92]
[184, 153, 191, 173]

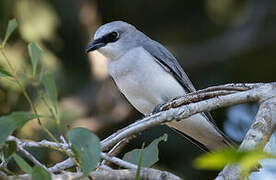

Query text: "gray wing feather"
[143, 39, 219, 123]
[142, 38, 235, 148]
[142, 40, 196, 93]
[142, 39, 221, 124]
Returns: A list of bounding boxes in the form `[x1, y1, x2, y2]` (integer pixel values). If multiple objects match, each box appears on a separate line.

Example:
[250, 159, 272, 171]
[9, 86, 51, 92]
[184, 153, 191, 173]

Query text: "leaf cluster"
[0, 19, 168, 179]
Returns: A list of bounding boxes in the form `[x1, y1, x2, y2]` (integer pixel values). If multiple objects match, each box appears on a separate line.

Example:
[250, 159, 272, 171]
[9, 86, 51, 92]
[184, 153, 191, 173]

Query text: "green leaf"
[135, 143, 145, 180]
[13, 153, 33, 174]
[194, 149, 241, 170]
[32, 165, 51, 180]
[28, 43, 42, 77]
[3, 19, 18, 45]
[239, 151, 274, 177]
[67, 127, 101, 176]
[123, 133, 168, 167]
[42, 74, 58, 114]
[0, 68, 13, 78]
[5, 141, 17, 159]
[194, 149, 275, 174]
[0, 112, 37, 146]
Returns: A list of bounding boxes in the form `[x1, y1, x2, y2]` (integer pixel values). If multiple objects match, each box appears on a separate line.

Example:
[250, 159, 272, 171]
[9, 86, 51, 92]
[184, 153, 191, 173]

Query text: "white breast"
[107, 47, 185, 114]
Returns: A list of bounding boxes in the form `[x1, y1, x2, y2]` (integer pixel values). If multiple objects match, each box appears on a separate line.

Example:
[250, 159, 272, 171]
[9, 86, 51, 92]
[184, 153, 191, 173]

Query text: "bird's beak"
[86, 38, 106, 53]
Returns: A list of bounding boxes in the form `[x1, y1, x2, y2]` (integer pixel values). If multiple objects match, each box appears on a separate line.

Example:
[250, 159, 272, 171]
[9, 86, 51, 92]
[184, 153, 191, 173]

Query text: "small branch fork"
[4, 83, 276, 180]
[6, 136, 180, 180]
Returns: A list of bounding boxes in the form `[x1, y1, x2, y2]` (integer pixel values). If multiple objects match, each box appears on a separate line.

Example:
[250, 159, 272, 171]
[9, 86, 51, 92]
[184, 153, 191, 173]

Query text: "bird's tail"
[166, 113, 235, 151]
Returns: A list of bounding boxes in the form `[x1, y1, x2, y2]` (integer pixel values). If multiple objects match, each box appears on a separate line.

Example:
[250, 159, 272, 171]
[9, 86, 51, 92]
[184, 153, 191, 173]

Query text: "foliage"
[0, 68, 12, 78]
[123, 134, 168, 167]
[32, 165, 51, 180]
[13, 153, 32, 174]
[67, 128, 101, 176]
[4, 141, 17, 160]
[194, 148, 276, 177]
[135, 142, 145, 180]
[28, 42, 42, 78]
[2, 19, 17, 46]
[0, 18, 102, 178]
[42, 73, 58, 115]
[0, 112, 37, 146]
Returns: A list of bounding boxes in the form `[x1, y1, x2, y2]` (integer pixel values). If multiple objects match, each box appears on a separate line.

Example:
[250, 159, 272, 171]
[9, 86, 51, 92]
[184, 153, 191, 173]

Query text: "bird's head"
[86, 21, 140, 59]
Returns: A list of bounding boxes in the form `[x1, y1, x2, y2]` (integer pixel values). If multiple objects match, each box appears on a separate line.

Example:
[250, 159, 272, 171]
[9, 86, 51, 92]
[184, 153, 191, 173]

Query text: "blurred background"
[0, 0, 276, 179]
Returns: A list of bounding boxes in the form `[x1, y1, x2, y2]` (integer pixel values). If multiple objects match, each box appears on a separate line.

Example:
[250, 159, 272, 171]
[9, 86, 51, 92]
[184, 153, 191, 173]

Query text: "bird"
[86, 21, 234, 151]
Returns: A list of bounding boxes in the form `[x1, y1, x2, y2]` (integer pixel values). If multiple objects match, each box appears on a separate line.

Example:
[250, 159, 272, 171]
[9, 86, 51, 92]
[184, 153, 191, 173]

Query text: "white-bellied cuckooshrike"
[86, 21, 234, 151]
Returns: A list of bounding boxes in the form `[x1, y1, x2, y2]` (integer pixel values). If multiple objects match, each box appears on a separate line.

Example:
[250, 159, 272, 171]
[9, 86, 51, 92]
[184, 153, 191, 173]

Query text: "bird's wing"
[142, 39, 216, 123]
[142, 39, 235, 150]
[143, 39, 213, 120]
[142, 39, 196, 93]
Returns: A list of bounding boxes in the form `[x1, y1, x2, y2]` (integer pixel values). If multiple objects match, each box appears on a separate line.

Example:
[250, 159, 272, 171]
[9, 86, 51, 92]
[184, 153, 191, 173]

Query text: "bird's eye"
[109, 32, 119, 42]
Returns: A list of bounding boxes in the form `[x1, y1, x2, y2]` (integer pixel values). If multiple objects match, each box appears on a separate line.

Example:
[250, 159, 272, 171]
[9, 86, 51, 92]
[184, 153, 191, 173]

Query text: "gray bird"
[86, 21, 233, 151]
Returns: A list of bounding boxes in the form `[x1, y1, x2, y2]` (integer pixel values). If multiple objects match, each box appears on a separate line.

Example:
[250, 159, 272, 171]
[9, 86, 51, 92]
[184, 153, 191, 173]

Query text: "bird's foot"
[152, 102, 166, 114]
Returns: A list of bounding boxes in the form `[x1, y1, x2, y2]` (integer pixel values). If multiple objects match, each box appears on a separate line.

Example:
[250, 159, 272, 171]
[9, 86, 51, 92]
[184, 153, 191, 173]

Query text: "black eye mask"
[86, 32, 120, 53]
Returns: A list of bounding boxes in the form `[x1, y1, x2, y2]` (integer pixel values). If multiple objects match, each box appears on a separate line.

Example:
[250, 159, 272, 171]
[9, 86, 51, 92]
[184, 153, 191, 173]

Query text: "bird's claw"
[152, 103, 166, 114]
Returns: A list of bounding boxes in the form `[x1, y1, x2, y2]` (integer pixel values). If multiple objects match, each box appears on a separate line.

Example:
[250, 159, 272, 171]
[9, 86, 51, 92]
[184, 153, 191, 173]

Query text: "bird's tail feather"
[166, 113, 236, 151]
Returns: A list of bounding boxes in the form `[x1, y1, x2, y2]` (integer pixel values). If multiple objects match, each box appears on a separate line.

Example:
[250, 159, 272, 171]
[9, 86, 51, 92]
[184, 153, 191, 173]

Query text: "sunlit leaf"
[28, 43, 42, 77]
[13, 153, 33, 174]
[32, 165, 51, 180]
[194, 149, 275, 175]
[123, 134, 168, 167]
[42, 73, 58, 114]
[3, 19, 18, 45]
[0, 112, 37, 146]
[239, 151, 274, 177]
[194, 149, 242, 170]
[67, 127, 101, 176]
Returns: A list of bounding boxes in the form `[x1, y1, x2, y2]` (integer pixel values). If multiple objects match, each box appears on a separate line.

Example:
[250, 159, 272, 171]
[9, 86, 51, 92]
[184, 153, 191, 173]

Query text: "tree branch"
[215, 96, 276, 179]
[7, 136, 139, 172]
[5, 82, 276, 179]
[7, 136, 49, 172]
[101, 135, 136, 167]
[6, 168, 182, 180]
[17, 146, 49, 172]
[101, 83, 273, 151]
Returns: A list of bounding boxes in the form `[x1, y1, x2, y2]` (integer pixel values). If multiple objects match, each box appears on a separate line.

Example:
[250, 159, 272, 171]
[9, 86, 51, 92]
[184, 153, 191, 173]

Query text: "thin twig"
[101, 135, 136, 167]
[0, 151, 6, 168]
[98, 164, 113, 171]
[49, 158, 74, 173]
[7, 136, 139, 173]
[101, 153, 137, 169]
[17, 146, 49, 172]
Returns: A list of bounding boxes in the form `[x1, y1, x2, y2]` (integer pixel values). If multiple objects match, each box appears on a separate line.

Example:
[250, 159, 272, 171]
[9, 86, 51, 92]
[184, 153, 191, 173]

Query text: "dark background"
[0, 0, 275, 179]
